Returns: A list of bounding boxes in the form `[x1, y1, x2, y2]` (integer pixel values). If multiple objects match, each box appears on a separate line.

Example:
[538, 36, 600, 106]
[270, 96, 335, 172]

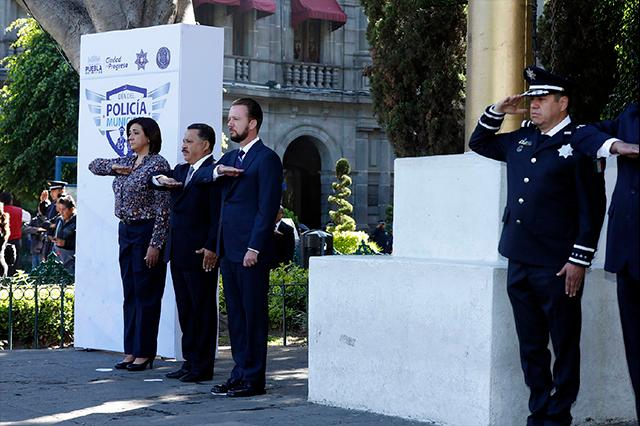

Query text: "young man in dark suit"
[204, 98, 283, 397]
[151, 123, 220, 382]
[571, 104, 639, 418]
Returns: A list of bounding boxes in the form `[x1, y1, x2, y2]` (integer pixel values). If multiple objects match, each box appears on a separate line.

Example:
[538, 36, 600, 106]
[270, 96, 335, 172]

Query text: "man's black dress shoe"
[179, 372, 213, 383]
[165, 368, 189, 379]
[226, 385, 266, 398]
[210, 381, 239, 395]
[114, 360, 133, 370]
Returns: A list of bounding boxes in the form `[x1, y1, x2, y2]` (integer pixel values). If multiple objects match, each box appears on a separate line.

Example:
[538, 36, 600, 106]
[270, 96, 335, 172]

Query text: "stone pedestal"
[308, 154, 635, 425]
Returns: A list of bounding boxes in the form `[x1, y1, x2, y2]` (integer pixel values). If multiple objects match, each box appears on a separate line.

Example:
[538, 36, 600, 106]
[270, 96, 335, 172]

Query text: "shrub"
[0, 256, 75, 349]
[327, 158, 356, 233]
[333, 230, 380, 255]
[218, 263, 309, 335]
[0, 282, 74, 349]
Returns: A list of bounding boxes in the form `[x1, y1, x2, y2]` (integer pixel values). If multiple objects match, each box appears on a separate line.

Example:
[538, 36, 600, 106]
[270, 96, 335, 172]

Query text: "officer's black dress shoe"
[210, 381, 239, 396]
[226, 384, 266, 398]
[179, 372, 213, 383]
[165, 368, 189, 379]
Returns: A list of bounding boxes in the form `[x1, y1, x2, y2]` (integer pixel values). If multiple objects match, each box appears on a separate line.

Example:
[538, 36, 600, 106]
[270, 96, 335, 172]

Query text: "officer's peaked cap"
[522, 66, 573, 97]
[47, 180, 67, 190]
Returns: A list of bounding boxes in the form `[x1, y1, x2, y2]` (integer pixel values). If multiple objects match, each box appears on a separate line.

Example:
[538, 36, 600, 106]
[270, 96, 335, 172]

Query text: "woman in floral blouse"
[89, 117, 170, 371]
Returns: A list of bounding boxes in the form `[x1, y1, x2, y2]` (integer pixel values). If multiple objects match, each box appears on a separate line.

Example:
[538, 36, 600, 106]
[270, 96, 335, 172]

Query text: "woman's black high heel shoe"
[114, 360, 134, 369]
[126, 358, 154, 371]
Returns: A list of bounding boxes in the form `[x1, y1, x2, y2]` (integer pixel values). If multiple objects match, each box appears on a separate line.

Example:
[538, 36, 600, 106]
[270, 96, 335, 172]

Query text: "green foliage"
[327, 158, 356, 233]
[218, 263, 309, 334]
[333, 230, 380, 255]
[0, 18, 79, 203]
[1, 261, 75, 349]
[361, 0, 467, 157]
[603, 0, 639, 117]
[282, 207, 299, 226]
[268, 263, 308, 332]
[537, 0, 625, 122]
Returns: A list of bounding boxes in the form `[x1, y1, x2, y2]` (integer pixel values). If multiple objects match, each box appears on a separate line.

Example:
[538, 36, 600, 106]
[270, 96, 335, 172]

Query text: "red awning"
[239, 0, 276, 18]
[193, 0, 240, 7]
[291, 0, 347, 31]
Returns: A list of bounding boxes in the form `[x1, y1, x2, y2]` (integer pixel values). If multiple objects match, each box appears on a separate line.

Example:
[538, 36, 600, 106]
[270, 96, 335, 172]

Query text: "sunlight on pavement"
[0, 394, 190, 425]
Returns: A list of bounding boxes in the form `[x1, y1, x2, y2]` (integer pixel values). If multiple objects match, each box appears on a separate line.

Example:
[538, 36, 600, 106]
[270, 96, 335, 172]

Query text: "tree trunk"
[16, 0, 196, 72]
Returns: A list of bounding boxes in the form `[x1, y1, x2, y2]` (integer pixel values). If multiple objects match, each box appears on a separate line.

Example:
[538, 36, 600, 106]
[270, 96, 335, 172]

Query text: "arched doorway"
[283, 136, 322, 229]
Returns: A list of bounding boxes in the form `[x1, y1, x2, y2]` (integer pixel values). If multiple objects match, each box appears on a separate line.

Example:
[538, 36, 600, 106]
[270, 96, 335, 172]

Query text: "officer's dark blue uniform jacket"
[572, 103, 639, 280]
[469, 106, 606, 268]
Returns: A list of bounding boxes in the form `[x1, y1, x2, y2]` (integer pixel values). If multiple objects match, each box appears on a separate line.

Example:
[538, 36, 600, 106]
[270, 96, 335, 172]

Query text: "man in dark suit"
[203, 98, 283, 398]
[151, 123, 220, 382]
[273, 206, 295, 267]
[571, 104, 639, 418]
[469, 66, 606, 426]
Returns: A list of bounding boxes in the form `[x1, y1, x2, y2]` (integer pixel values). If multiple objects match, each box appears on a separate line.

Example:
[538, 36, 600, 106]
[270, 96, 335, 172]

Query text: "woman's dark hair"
[56, 194, 76, 210]
[127, 117, 162, 154]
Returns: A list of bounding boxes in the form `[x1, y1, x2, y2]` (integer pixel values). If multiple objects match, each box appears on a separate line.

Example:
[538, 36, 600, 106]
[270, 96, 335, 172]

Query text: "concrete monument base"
[308, 154, 635, 425]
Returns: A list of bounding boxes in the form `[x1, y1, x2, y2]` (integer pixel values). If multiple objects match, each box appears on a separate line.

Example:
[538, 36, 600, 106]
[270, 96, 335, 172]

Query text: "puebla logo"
[85, 83, 170, 156]
[156, 47, 170, 69]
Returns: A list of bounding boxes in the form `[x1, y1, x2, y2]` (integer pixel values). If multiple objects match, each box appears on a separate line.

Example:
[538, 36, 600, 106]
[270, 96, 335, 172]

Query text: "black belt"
[120, 218, 154, 226]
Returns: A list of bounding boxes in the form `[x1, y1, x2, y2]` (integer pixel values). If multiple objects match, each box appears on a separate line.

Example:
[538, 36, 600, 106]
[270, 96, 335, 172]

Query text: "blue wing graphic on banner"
[85, 83, 171, 157]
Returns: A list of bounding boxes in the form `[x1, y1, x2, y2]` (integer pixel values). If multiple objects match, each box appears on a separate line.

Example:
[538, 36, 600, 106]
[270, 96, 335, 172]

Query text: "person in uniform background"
[571, 103, 639, 419]
[151, 123, 221, 383]
[273, 206, 295, 267]
[89, 116, 170, 372]
[469, 66, 606, 426]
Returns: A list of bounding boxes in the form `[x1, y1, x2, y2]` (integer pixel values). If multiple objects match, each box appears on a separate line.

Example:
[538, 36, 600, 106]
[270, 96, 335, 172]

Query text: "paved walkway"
[0, 346, 425, 426]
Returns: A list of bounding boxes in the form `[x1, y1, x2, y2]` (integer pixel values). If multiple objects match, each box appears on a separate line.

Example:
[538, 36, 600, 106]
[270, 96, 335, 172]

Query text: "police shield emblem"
[85, 83, 170, 156]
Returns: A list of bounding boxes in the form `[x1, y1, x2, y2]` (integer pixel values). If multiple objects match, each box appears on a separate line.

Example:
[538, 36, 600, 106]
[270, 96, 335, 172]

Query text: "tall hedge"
[0, 19, 79, 204]
[361, 0, 467, 157]
[537, 0, 637, 121]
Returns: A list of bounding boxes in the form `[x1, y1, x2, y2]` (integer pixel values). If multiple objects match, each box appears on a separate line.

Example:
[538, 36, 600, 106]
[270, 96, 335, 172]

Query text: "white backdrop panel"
[75, 24, 223, 357]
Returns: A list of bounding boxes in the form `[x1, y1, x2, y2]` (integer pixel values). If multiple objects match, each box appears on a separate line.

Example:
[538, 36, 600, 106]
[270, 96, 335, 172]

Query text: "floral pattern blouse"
[89, 154, 170, 249]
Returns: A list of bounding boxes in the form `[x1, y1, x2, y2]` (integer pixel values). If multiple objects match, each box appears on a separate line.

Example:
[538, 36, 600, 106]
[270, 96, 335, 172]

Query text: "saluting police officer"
[469, 66, 606, 426]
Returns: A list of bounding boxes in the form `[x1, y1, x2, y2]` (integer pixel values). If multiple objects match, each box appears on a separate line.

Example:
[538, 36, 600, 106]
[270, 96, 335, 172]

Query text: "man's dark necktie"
[185, 165, 195, 185]
[234, 150, 245, 168]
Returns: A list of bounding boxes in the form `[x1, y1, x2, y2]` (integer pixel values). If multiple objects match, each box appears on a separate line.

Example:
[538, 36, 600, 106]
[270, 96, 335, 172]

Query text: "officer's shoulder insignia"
[520, 120, 534, 128]
[563, 130, 572, 136]
[575, 124, 585, 129]
[558, 144, 574, 158]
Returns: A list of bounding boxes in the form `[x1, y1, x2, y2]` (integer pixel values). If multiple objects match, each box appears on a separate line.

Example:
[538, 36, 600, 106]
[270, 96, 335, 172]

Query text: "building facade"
[0, 0, 25, 81]
[196, 0, 394, 230]
[0, 0, 395, 230]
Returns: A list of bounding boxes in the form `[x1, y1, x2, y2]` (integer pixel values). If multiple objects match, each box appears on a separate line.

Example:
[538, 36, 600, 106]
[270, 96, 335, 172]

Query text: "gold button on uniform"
[531, 158, 537, 163]
[524, 177, 530, 183]
[518, 198, 524, 204]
